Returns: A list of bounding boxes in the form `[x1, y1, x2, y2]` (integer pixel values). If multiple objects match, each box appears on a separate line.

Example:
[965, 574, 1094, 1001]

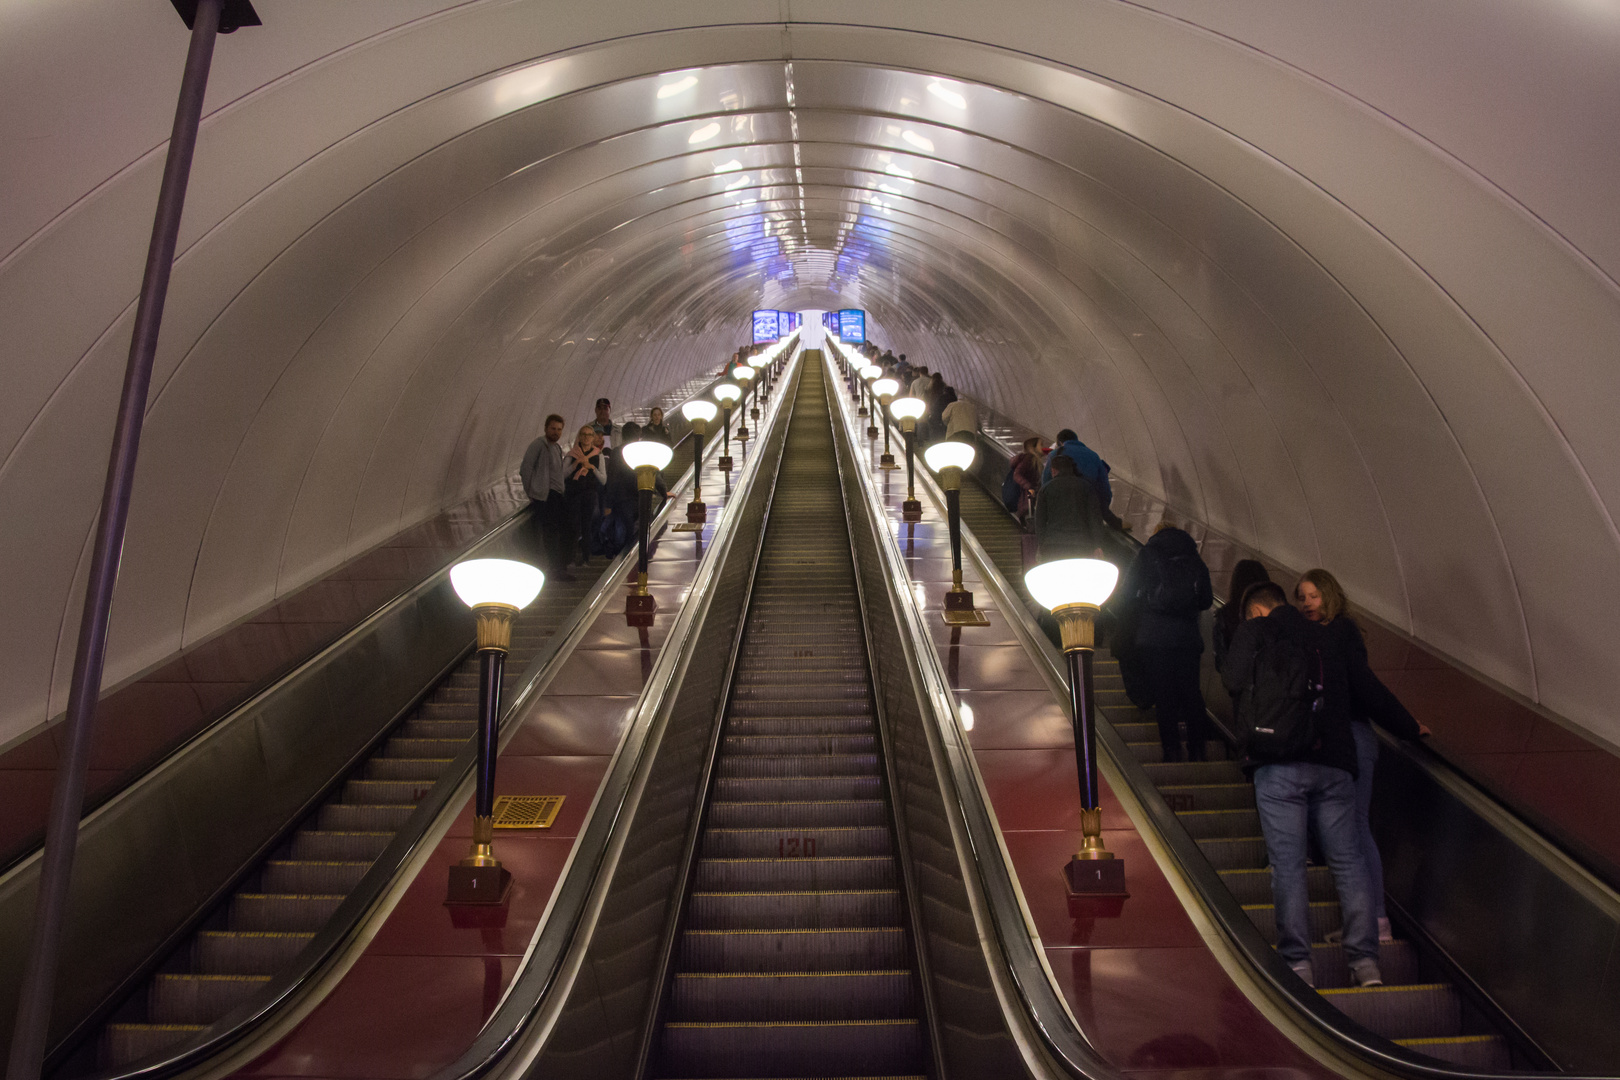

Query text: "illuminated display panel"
[752, 309, 781, 344]
[838, 309, 866, 343]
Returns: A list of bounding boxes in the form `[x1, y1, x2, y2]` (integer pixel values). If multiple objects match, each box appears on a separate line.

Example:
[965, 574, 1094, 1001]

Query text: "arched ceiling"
[3, 1, 1618, 754]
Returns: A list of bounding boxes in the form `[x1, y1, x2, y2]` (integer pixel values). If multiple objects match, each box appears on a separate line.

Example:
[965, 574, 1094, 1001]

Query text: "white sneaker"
[1291, 961, 1315, 988]
[1377, 916, 1394, 944]
[1350, 958, 1384, 987]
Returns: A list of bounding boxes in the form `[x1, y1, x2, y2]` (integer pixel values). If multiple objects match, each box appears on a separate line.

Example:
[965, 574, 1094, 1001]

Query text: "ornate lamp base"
[901, 499, 922, 521]
[942, 587, 989, 626]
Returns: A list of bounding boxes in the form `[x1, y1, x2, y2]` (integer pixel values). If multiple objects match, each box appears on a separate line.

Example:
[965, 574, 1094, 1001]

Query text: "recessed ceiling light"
[927, 82, 967, 110]
[689, 122, 721, 144]
[901, 130, 934, 153]
[657, 75, 698, 99]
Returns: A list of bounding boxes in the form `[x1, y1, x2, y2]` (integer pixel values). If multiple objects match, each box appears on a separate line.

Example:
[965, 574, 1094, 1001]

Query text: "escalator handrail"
[893, 407, 1614, 1079]
[819, 345, 1120, 1080]
[78, 355, 796, 1080]
[416, 345, 805, 1080]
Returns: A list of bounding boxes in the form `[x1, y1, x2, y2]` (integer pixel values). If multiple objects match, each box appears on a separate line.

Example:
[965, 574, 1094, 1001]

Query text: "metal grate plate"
[492, 795, 564, 829]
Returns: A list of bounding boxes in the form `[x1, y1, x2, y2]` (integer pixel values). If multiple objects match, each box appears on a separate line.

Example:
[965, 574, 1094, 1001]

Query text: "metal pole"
[1068, 649, 1100, 810]
[475, 649, 504, 820]
[7, 5, 223, 1076]
[636, 486, 652, 582]
[692, 431, 703, 503]
[946, 487, 963, 584]
[905, 431, 916, 501]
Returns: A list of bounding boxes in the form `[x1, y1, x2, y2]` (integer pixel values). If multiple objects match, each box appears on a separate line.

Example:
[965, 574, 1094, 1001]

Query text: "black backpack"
[1144, 553, 1205, 614]
[1235, 630, 1325, 759]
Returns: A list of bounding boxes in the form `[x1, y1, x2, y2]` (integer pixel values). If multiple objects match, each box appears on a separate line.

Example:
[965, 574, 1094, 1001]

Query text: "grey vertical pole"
[5, 3, 224, 1076]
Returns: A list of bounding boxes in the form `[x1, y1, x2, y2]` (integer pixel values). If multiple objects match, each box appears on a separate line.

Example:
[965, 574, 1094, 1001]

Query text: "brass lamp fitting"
[1052, 602, 1099, 653]
[1077, 807, 1114, 861]
[472, 603, 519, 653]
[899, 417, 917, 435]
[938, 465, 963, 492]
[690, 419, 708, 438]
[635, 465, 660, 492]
[461, 814, 500, 867]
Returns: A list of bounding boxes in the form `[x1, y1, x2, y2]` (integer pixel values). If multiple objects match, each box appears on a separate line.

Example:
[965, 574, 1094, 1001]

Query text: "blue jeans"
[1253, 762, 1378, 966]
[1350, 720, 1387, 921]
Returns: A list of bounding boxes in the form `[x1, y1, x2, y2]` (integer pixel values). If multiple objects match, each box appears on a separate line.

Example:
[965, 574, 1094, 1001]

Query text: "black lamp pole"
[448, 603, 516, 903]
[902, 423, 921, 521]
[719, 404, 734, 470]
[687, 423, 706, 522]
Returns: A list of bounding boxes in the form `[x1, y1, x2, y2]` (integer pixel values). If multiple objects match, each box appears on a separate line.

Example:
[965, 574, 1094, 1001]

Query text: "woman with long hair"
[643, 407, 672, 444]
[564, 425, 606, 566]
[1295, 568, 1429, 944]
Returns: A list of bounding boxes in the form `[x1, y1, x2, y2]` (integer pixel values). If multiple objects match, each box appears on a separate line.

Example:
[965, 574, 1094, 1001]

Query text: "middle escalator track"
[651, 362, 930, 1079]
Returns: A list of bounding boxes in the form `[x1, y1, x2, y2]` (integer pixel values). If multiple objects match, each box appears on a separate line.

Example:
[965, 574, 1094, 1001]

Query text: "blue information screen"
[752, 309, 781, 344]
[838, 309, 866, 344]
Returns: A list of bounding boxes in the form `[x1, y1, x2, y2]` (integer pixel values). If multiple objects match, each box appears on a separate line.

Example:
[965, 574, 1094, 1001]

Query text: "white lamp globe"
[923, 440, 977, 474]
[890, 397, 926, 421]
[732, 364, 756, 382]
[681, 399, 718, 423]
[450, 558, 544, 611]
[860, 364, 882, 381]
[620, 440, 674, 472]
[1024, 558, 1119, 611]
[713, 382, 742, 404]
[873, 377, 900, 399]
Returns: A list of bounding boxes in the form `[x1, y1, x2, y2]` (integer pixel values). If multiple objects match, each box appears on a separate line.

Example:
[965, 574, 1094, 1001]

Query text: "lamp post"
[856, 362, 873, 416]
[861, 364, 882, 437]
[714, 382, 740, 470]
[1024, 558, 1127, 897]
[873, 378, 899, 468]
[680, 399, 717, 523]
[892, 396, 926, 521]
[732, 364, 756, 440]
[923, 440, 987, 626]
[447, 558, 545, 903]
[621, 440, 674, 620]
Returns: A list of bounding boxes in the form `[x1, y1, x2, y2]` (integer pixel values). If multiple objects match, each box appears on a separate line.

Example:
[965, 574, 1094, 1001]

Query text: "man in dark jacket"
[1033, 453, 1108, 560]
[1119, 524, 1213, 761]
[1223, 582, 1380, 990]
[1041, 428, 1113, 509]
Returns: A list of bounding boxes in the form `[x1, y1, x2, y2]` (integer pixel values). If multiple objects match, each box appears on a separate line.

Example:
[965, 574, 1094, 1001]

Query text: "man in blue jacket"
[1041, 428, 1112, 508]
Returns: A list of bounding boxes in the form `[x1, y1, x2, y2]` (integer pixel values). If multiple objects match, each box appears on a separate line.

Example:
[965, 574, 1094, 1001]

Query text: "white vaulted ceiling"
[2, 1, 1619, 753]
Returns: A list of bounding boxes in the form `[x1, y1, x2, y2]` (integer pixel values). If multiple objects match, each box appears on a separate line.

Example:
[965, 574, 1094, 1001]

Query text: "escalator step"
[102, 1025, 203, 1068]
[193, 931, 314, 974]
[729, 699, 875, 718]
[714, 777, 882, 801]
[383, 737, 467, 758]
[678, 927, 909, 971]
[290, 829, 394, 861]
[1158, 784, 1256, 812]
[669, 969, 917, 1021]
[319, 803, 416, 831]
[1243, 901, 1342, 944]
[342, 778, 436, 804]
[687, 890, 905, 929]
[1141, 761, 1246, 786]
[260, 859, 371, 893]
[1310, 941, 1421, 988]
[701, 827, 895, 858]
[1175, 808, 1260, 839]
[706, 800, 888, 828]
[365, 756, 453, 781]
[693, 857, 898, 891]
[148, 973, 271, 1023]
[230, 892, 346, 931]
[401, 718, 477, 739]
[1219, 866, 1334, 905]
[721, 735, 876, 756]
[1319, 983, 1462, 1040]
[661, 1019, 925, 1079]
[1195, 836, 1267, 870]
[725, 718, 875, 737]
[1395, 1035, 1511, 1069]
[717, 754, 879, 779]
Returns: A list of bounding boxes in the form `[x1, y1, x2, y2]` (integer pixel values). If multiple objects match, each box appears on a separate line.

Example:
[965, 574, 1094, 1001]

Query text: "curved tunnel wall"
[2, 2, 1618, 757]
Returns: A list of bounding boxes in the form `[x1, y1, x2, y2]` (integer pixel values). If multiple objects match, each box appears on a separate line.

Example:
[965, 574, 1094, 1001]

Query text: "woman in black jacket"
[1296, 568, 1429, 944]
[1119, 523, 1213, 761]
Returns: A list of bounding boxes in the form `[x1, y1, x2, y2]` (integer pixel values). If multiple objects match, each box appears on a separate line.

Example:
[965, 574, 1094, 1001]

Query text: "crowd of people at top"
[998, 419, 1428, 993]
[518, 395, 671, 582]
[846, 343, 979, 445]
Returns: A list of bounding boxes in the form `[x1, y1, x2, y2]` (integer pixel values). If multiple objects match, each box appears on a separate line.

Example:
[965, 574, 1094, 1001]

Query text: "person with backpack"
[1295, 568, 1428, 945]
[1033, 453, 1109, 561]
[1118, 522, 1213, 761]
[1214, 559, 1273, 675]
[1002, 436, 1045, 525]
[1041, 428, 1113, 510]
[1224, 581, 1382, 990]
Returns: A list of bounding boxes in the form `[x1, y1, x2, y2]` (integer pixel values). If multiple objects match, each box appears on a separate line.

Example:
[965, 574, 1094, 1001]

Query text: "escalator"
[952, 467, 1539, 1070]
[94, 569, 591, 1070]
[649, 354, 929, 1078]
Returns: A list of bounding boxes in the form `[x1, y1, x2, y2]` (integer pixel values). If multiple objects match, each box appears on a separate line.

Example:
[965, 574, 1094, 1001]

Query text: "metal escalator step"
[1197, 836, 1268, 869]
[706, 800, 888, 828]
[731, 682, 870, 700]
[319, 803, 416, 831]
[661, 1019, 925, 1078]
[101, 1024, 204, 1069]
[725, 718, 874, 737]
[722, 735, 876, 756]
[1142, 761, 1247, 786]
[291, 829, 393, 861]
[148, 973, 272, 1023]
[694, 857, 898, 891]
[1319, 983, 1462, 1040]
[193, 931, 314, 974]
[701, 827, 895, 858]
[1159, 784, 1256, 812]
[678, 927, 909, 971]
[728, 698, 875, 718]
[229, 892, 346, 931]
[686, 890, 905, 929]
[668, 969, 916, 1022]
[1126, 741, 1231, 763]
[429, 687, 478, 704]
[1310, 940, 1421, 988]
[1176, 808, 1261, 839]
[342, 778, 435, 804]
[400, 718, 476, 739]
[419, 701, 474, 719]
[717, 754, 880, 779]
[1395, 1035, 1511, 1069]
[741, 644, 868, 661]
[365, 756, 453, 781]
[1110, 721, 1159, 741]
[1244, 901, 1341, 943]
[383, 737, 467, 758]
[260, 859, 371, 893]
[1219, 866, 1334, 905]
[714, 776, 883, 800]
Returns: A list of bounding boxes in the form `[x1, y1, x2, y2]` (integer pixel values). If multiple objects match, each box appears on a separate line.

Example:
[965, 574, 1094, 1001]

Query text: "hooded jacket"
[1040, 438, 1113, 507]
[1120, 526, 1213, 652]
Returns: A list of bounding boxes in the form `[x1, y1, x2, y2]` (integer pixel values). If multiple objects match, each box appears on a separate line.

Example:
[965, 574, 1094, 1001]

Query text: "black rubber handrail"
[70, 352, 799, 1080]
